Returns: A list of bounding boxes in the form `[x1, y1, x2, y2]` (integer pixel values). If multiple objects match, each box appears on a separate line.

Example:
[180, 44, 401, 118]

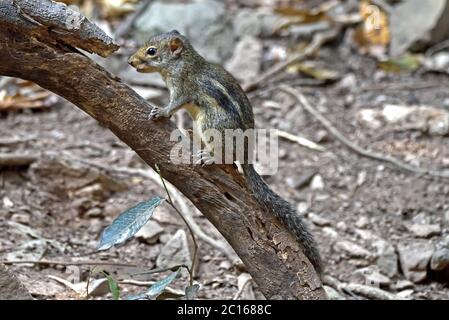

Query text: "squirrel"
[128, 30, 322, 273]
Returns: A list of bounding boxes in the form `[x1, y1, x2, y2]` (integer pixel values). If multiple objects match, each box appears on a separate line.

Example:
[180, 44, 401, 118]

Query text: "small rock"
[11, 213, 30, 225]
[336, 221, 347, 232]
[134, 0, 234, 63]
[310, 174, 324, 190]
[393, 280, 414, 291]
[335, 240, 373, 259]
[407, 223, 441, 238]
[357, 109, 382, 129]
[396, 289, 414, 299]
[219, 260, 232, 270]
[355, 229, 380, 241]
[2, 196, 14, 209]
[308, 213, 331, 227]
[297, 202, 309, 215]
[135, 221, 164, 244]
[430, 248, 449, 271]
[5, 240, 47, 263]
[397, 242, 435, 283]
[353, 267, 391, 287]
[390, 0, 449, 56]
[372, 239, 398, 278]
[286, 170, 317, 190]
[156, 229, 192, 269]
[159, 233, 171, 244]
[337, 74, 357, 93]
[355, 216, 369, 229]
[85, 207, 103, 218]
[322, 227, 339, 238]
[225, 36, 262, 83]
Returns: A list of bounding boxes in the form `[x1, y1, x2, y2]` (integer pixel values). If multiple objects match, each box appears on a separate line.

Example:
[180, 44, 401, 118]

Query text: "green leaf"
[105, 274, 120, 300]
[378, 54, 423, 73]
[127, 268, 181, 300]
[97, 197, 165, 251]
[185, 284, 200, 300]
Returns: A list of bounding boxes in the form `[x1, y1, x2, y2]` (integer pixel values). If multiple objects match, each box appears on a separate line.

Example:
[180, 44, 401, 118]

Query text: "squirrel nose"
[128, 56, 138, 66]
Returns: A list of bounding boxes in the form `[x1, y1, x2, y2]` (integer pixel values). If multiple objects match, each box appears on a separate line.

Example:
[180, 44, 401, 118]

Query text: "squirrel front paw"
[149, 106, 169, 120]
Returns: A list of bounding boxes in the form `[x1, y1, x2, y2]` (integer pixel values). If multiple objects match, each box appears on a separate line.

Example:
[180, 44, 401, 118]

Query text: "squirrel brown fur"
[128, 30, 322, 273]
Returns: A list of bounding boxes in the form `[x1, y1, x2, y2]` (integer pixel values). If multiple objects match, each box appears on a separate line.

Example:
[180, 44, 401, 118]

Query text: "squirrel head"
[128, 30, 194, 74]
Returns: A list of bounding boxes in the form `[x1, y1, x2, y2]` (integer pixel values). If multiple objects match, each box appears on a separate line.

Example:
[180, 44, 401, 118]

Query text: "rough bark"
[0, 0, 326, 299]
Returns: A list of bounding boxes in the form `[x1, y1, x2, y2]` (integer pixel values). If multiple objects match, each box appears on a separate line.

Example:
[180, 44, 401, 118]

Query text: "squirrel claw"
[149, 106, 168, 120]
[193, 150, 215, 166]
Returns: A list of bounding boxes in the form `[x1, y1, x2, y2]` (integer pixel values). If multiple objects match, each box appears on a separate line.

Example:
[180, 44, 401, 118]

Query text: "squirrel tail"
[242, 164, 322, 274]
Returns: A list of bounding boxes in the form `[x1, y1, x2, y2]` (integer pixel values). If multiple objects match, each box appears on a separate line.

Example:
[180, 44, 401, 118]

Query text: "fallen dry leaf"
[353, 0, 390, 58]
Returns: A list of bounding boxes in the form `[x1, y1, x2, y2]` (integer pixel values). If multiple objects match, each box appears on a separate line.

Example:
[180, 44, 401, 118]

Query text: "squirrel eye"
[146, 47, 157, 56]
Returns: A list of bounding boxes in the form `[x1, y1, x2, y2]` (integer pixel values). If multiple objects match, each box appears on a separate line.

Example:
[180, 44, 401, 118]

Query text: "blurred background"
[1, 0, 449, 300]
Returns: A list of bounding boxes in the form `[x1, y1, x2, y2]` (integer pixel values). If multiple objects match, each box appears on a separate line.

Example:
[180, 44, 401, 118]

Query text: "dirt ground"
[1, 46, 448, 299]
[1, 0, 449, 300]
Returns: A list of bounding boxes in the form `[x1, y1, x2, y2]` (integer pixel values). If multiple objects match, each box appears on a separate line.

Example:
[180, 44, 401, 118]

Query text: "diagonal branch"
[0, 0, 325, 300]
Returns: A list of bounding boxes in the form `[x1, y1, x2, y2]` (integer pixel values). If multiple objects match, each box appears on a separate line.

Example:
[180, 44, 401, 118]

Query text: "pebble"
[393, 280, 414, 291]
[156, 229, 192, 268]
[407, 223, 441, 238]
[354, 267, 391, 287]
[372, 239, 399, 277]
[430, 248, 449, 271]
[335, 240, 374, 259]
[310, 174, 324, 190]
[308, 213, 331, 227]
[355, 216, 369, 229]
[397, 242, 434, 283]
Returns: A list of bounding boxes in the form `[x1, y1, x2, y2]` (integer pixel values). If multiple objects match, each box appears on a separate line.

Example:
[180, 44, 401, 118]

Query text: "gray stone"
[226, 36, 262, 83]
[134, 0, 234, 63]
[355, 216, 369, 229]
[335, 240, 374, 259]
[156, 229, 192, 268]
[397, 242, 434, 283]
[407, 223, 441, 238]
[372, 239, 398, 277]
[390, 0, 449, 56]
[233, 8, 284, 38]
[308, 213, 331, 227]
[5, 240, 47, 263]
[393, 280, 414, 291]
[310, 174, 324, 190]
[353, 267, 391, 287]
[135, 220, 164, 244]
[430, 248, 449, 271]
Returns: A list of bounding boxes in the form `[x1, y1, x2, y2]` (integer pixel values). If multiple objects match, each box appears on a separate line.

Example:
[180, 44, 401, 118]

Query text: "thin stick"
[1, 259, 137, 267]
[243, 28, 339, 92]
[281, 85, 449, 179]
[276, 129, 326, 152]
[155, 164, 198, 287]
[119, 279, 184, 296]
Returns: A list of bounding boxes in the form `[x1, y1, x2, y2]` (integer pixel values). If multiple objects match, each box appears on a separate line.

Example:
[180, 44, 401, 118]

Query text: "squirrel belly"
[242, 164, 322, 274]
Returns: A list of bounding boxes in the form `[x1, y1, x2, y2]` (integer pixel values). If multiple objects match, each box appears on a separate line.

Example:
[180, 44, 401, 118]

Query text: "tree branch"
[0, 0, 325, 300]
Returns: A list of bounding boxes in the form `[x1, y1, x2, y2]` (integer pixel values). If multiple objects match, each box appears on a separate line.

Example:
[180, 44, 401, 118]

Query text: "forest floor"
[1, 46, 448, 299]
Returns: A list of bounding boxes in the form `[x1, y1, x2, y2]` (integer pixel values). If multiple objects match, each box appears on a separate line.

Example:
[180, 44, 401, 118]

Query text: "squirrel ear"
[169, 37, 183, 56]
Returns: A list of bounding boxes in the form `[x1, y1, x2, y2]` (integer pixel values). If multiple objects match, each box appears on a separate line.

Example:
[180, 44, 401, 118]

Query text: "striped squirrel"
[128, 30, 322, 273]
